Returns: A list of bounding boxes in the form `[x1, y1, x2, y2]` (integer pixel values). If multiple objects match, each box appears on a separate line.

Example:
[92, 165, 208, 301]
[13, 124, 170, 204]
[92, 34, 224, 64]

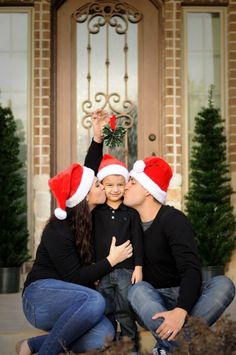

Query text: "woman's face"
[87, 177, 106, 210]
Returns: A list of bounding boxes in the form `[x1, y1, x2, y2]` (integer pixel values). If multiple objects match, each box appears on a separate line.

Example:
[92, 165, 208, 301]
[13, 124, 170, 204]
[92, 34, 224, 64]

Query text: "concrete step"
[0, 292, 155, 354]
[0, 329, 155, 355]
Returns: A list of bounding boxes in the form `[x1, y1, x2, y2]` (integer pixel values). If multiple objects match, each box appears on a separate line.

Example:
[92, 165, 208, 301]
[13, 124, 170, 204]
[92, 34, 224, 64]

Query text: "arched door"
[55, 0, 164, 172]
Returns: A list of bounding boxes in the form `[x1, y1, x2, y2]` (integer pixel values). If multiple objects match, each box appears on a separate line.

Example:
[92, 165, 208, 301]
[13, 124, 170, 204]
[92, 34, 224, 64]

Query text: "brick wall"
[33, 0, 51, 253]
[229, 0, 236, 174]
[34, 0, 51, 176]
[227, 0, 236, 282]
[164, 0, 183, 209]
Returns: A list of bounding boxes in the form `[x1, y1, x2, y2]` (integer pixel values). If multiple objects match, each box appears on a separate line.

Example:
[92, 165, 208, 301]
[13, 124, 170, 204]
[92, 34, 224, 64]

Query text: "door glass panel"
[186, 12, 221, 153]
[75, 2, 142, 168]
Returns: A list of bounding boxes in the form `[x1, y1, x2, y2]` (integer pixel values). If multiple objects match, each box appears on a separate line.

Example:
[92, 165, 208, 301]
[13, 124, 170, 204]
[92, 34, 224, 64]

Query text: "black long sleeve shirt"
[24, 219, 113, 291]
[143, 205, 202, 313]
[92, 203, 143, 268]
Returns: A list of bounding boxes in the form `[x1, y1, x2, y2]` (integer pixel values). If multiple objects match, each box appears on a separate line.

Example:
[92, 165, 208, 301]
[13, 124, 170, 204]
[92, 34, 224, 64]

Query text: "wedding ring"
[167, 330, 172, 334]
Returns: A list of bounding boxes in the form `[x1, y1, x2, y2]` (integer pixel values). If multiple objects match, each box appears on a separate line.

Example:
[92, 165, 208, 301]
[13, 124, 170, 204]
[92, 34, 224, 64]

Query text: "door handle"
[148, 133, 156, 141]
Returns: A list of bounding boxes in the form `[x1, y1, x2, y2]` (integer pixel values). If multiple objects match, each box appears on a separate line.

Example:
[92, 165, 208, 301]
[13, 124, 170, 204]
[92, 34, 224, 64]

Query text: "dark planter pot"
[0, 267, 21, 293]
[202, 265, 225, 282]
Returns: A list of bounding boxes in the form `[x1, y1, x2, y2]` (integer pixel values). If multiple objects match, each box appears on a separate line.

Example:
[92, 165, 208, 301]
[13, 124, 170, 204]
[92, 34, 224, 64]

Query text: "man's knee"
[210, 275, 235, 294]
[218, 275, 235, 299]
[207, 275, 235, 304]
[128, 281, 150, 304]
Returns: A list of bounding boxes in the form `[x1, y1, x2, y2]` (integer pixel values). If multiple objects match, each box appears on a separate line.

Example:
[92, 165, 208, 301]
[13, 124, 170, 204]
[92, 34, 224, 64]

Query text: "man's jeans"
[128, 276, 235, 352]
[98, 268, 139, 352]
[22, 279, 115, 355]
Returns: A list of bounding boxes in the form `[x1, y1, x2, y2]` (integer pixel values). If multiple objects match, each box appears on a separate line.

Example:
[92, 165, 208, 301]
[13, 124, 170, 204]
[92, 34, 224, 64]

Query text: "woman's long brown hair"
[47, 199, 93, 265]
[67, 199, 93, 265]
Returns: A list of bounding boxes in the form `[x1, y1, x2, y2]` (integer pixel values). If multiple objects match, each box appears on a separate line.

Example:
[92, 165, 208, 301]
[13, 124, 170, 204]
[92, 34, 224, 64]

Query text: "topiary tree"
[185, 86, 236, 267]
[0, 104, 30, 267]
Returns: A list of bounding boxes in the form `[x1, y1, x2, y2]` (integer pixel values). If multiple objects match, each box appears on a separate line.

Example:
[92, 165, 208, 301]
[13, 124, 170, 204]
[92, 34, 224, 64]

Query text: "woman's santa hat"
[97, 154, 129, 182]
[129, 157, 173, 203]
[48, 163, 94, 220]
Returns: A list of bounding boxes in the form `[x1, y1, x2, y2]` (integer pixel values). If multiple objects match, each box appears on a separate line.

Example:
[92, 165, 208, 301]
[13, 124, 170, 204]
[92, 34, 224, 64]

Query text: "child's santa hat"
[48, 163, 94, 220]
[97, 154, 129, 182]
[130, 157, 173, 203]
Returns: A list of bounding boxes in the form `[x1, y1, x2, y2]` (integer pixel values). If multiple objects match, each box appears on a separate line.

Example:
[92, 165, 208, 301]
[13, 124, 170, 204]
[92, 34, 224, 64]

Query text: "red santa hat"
[129, 157, 173, 203]
[48, 163, 95, 220]
[97, 154, 129, 182]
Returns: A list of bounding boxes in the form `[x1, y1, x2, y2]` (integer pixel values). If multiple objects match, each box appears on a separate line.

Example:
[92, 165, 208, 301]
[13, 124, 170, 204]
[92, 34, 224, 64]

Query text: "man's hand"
[91, 109, 109, 143]
[152, 307, 187, 341]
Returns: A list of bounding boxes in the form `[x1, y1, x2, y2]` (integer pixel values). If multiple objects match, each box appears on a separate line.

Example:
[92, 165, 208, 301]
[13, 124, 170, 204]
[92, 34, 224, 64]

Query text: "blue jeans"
[98, 269, 139, 352]
[128, 276, 235, 352]
[22, 279, 115, 354]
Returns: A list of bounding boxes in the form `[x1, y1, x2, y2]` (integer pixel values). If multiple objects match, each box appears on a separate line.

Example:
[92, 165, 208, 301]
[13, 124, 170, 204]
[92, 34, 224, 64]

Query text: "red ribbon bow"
[109, 115, 117, 131]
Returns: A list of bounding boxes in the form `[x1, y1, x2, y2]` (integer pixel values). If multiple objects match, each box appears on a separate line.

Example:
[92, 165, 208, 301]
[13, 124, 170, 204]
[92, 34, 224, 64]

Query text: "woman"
[16, 163, 133, 355]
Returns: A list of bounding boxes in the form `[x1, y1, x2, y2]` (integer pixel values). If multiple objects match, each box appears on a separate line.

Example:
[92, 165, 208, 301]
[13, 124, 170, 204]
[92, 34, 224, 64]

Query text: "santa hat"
[97, 154, 129, 182]
[48, 163, 94, 220]
[129, 157, 173, 203]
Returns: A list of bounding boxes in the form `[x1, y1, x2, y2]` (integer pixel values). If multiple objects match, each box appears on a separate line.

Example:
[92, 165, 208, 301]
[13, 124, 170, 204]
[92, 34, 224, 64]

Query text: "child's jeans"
[98, 268, 139, 352]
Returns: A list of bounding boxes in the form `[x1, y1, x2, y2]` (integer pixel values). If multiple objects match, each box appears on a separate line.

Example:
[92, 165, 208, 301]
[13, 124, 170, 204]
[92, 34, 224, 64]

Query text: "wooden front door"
[56, 0, 163, 172]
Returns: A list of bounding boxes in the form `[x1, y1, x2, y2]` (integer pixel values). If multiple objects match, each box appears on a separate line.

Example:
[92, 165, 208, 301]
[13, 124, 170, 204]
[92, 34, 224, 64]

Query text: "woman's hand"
[107, 236, 133, 267]
[91, 109, 109, 143]
[152, 307, 187, 341]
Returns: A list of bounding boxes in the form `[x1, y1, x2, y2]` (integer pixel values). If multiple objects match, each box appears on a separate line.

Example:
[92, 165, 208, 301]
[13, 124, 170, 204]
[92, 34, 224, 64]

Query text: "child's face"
[102, 175, 126, 202]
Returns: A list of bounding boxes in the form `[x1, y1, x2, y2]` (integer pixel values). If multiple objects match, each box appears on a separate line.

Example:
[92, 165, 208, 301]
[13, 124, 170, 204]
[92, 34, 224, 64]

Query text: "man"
[124, 157, 235, 354]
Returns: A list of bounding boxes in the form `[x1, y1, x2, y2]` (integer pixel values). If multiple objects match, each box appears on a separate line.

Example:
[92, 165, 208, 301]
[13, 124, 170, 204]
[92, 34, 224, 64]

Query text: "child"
[84, 109, 143, 354]
[92, 154, 143, 354]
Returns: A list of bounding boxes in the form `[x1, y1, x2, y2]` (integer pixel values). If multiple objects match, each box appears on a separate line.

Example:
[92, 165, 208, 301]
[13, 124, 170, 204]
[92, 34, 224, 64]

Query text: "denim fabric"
[98, 268, 139, 352]
[128, 276, 235, 352]
[22, 279, 115, 354]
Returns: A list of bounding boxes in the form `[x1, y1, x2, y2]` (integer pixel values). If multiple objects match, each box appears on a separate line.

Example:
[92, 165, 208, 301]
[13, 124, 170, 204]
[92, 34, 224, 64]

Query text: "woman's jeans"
[22, 279, 115, 355]
[128, 276, 235, 352]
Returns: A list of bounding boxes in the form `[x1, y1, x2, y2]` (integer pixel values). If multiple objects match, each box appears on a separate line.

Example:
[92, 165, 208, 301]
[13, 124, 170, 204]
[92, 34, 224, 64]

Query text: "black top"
[143, 205, 202, 313]
[24, 219, 113, 291]
[84, 139, 104, 174]
[92, 203, 143, 269]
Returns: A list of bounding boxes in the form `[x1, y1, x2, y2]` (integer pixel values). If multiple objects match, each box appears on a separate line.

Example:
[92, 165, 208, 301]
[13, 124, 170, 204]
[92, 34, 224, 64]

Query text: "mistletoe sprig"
[103, 114, 126, 148]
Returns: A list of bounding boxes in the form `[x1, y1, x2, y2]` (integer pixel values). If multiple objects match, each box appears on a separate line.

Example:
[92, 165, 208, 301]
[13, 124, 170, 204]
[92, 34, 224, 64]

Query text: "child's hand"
[91, 109, 109, 143]
[131, 266, 143, 284]
[94, 280, 100, 287]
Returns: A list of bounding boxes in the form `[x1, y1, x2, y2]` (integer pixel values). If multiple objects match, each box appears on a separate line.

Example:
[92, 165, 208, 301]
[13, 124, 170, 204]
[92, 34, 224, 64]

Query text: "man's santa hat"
[48, 163, 94, 220]
[130, 157, 173, 203]
[97, 154, 129, 182]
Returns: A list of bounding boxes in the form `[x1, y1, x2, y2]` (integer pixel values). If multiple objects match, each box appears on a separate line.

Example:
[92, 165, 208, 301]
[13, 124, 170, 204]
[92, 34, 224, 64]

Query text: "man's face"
[124, 177, 147, 208]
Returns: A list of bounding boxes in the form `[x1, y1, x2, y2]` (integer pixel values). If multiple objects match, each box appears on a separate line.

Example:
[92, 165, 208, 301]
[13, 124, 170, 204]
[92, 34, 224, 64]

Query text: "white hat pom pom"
[133, 160, 145, 173]
[54, 207, 67, 220]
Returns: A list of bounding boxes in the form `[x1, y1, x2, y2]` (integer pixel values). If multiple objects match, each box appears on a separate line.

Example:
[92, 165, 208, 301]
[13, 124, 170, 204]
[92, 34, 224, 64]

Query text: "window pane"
[0, 12, 29, 141]
[186, 12, 221, 149]
[0, 14, 11, 50]
[0, 12, 30, 204]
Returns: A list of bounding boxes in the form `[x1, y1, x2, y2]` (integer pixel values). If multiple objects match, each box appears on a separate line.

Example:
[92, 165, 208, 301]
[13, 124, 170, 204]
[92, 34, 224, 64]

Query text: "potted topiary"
[185, 86, 236, 280]
[0, 103, 30, 293]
